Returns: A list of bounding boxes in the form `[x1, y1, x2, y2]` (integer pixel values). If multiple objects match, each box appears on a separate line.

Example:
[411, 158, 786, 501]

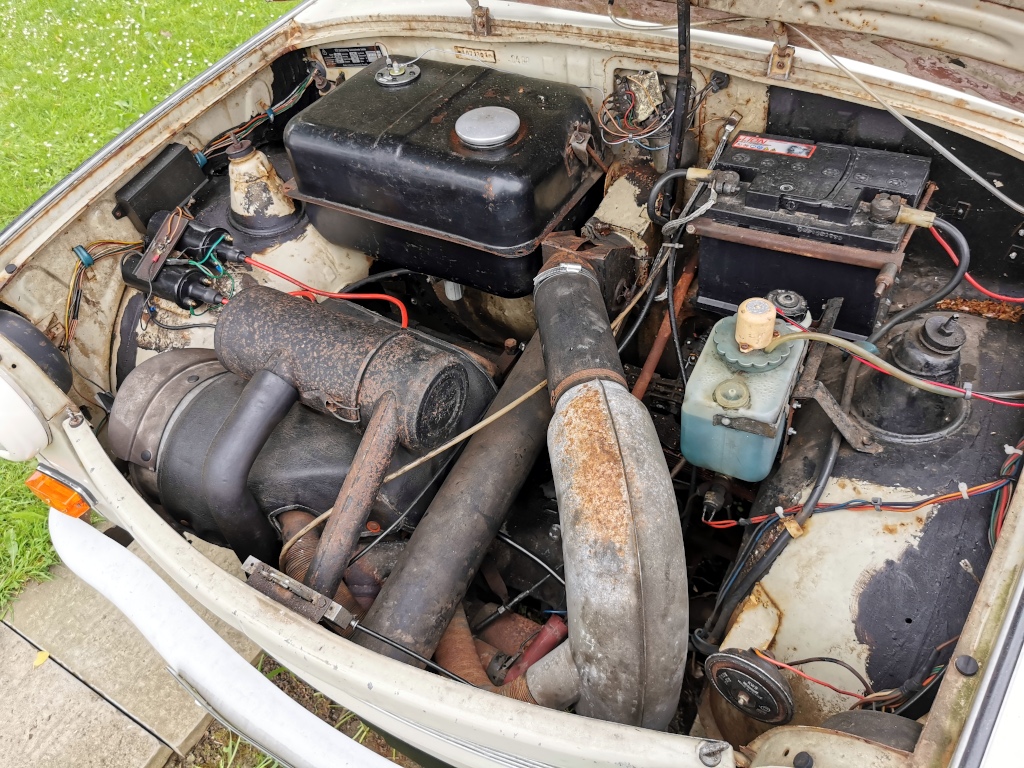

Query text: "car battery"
[694, 132, 931, 337]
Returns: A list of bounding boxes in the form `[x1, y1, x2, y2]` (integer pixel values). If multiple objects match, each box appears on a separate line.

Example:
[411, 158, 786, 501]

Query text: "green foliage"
[0, 1, 296, 604]
[0, 461, 57, 612]
[0, 0, 297, 227]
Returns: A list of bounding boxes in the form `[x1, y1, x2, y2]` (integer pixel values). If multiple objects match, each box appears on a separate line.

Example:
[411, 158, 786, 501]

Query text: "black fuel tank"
[283, 59, 602, 297]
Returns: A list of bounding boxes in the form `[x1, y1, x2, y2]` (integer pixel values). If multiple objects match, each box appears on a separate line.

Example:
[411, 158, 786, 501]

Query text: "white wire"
[662, 188, 718, 238]
[606, 3, 749, 31]
[788, 24, 1024, 217]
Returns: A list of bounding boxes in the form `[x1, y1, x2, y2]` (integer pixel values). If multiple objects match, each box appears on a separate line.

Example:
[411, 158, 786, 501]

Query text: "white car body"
[3, 2, 1024, 766]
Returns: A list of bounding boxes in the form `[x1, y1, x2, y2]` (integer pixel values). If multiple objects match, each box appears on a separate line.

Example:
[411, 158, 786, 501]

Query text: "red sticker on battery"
[732, 134, 817, 158]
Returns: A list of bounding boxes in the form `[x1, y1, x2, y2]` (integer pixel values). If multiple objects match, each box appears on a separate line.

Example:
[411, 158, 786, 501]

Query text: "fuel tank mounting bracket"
[790, 297, 882, 454]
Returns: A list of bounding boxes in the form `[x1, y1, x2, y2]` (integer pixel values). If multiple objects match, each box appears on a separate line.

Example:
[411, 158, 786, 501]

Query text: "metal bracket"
[796, 379, 882, 454]
[713, 414, 777, 438]
[767, 22, 794, 81]
[467, 0, 491, 35]
[134, 209, 190, 283]
[242, 557, 352, 626]
[790, 297, 882, 454]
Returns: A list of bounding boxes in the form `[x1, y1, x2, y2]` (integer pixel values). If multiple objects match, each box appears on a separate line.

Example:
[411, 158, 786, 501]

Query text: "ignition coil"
[120, 252, 227, 309]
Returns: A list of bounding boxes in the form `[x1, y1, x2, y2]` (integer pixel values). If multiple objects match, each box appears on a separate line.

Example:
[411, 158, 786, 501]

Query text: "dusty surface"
[0, 623, 169, 768]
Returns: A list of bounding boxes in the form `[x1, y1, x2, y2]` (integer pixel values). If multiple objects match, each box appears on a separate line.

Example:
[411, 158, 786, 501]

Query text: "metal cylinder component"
[215, 287, 468, 451]
[855, 314, 968, 439]
[548, 379, 688, 728]
[532, 260, 626, 404]
[355, 336, 551, 662]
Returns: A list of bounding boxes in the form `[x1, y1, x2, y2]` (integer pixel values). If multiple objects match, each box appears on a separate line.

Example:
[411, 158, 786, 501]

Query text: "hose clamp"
[533, 262, 601, 289]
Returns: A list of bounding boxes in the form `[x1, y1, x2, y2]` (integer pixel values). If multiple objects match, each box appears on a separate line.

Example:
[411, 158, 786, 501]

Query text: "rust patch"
[881, 521, 915, 535]
[558, 384, 631, 554]
[936, 297, 1024, 322]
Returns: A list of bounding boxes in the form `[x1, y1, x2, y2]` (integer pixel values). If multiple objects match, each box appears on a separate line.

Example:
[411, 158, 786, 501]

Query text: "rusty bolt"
[67, 410, 85, 428]
[366, 521, 382, 534]
[504, 338, 518, 354]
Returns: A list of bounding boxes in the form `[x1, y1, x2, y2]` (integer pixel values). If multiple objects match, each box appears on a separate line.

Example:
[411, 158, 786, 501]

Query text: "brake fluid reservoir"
[681, 299, 809, 482]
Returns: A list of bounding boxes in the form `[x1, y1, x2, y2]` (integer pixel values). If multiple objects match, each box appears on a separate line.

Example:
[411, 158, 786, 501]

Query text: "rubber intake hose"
[354, 335, 551, 663]
[201, 369, 298, 564]
[534, 257, 688, 729]
[533, 260, 628, 405]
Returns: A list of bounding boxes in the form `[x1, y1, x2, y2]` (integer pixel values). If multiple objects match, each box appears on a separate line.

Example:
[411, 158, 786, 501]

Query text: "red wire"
[774, 307, 1024, 409]
[931, 226, 1024, 303]
[753, 650, 866, 700]
[853, 356, 1024, 408]
[245, 257, 409, 327]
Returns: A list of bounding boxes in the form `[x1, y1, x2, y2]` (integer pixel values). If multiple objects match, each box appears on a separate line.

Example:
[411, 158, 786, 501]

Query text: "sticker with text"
[733, 134, 817, 158]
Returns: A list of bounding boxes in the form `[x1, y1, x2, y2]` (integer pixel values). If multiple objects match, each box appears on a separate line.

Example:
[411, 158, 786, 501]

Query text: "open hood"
[514, 0, 1024, 105]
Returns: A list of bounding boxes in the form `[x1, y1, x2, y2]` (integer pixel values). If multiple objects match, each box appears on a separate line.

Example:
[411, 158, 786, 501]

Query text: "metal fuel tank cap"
[455, 106, 521, 148]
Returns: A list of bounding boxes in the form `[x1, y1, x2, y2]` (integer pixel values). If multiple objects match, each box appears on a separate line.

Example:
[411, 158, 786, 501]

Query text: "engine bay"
[6, 15, 1024, 765]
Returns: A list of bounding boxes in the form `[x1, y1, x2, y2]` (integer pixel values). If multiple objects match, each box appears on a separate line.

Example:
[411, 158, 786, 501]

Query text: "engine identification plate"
[319, 46, 381, 68]
[732, 133, 817, 158]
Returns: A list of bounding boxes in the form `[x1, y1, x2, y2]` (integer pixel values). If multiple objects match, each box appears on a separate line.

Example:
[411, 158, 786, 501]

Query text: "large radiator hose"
[532, 257, 689, 729]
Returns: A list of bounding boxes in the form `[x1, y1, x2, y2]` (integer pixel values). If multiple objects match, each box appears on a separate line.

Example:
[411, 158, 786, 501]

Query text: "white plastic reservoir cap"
[735, 297, 776, 352]
[455, 106, 521, 148]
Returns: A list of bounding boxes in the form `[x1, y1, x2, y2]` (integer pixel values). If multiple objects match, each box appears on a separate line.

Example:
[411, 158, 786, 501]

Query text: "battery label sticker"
[319, 46, 382, 68]
[732, 134, 817, 158]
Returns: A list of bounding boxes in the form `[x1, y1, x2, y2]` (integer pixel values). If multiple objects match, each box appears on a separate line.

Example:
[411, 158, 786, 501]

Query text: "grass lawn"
[0, 0, 298, 227]
[0, 0, 295, 615]
[0, 461, 56, 612]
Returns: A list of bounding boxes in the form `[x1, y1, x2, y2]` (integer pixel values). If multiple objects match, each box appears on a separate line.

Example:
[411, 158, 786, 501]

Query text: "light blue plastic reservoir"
[680, 315, 807, 482]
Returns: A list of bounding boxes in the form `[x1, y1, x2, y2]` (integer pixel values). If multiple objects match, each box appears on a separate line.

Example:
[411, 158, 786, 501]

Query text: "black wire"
[647, 167, 691, 226]
[147, 312, 217, 331]
[347, 623, 471, 684]
[892, 666, 946, 715]
[618, 265, 666, 353]
[867, 217, 969, 344]
[660, 0, 691, 218]
[666, 248, 689, 384]
[342, 268, 415, 293]
[785, 656, 875, 695]
[66, 346, 110, 394]
[495, 532, 566, 586]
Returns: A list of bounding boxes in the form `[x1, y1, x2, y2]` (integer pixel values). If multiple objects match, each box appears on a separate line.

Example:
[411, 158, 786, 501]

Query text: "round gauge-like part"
[455, 106, 521, 148]
[705, 649, 795, 724]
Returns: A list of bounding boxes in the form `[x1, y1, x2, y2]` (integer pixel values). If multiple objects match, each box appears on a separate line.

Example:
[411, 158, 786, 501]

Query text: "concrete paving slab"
[0, 623, 170, 768]
[5, 531, 260, 757]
